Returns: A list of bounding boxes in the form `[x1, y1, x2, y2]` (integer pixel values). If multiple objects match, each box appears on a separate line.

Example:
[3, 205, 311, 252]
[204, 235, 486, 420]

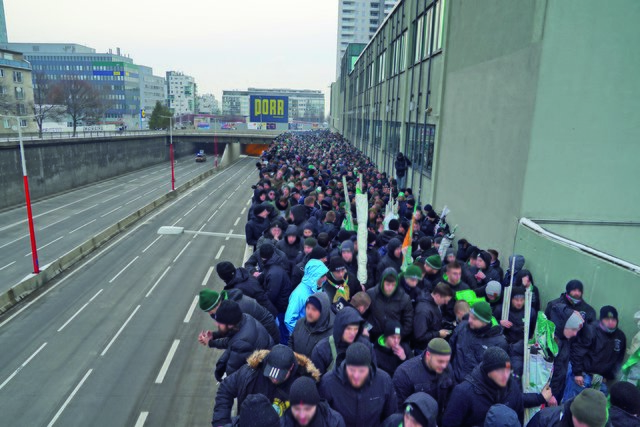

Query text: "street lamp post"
[161, 115, 176, 191]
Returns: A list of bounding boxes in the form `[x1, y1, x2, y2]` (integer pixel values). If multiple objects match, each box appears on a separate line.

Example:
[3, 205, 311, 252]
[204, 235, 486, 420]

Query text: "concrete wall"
[514, 221, 640, 341]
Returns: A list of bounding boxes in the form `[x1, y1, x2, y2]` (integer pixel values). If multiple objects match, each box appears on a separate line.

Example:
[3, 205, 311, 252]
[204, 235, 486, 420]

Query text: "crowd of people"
[196, 131, 639, 427]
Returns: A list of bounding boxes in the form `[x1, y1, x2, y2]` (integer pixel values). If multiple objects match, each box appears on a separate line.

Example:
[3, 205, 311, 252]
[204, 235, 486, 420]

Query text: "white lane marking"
[246, 198, 251, 206]
[39, 217, 69, 231]
[142, 236, 162, 253]
[173, 242, 191, 263]
[134, 412, 149, 427]
[183, 297, 198, 323]
[233, 217, 240, 226]
[197, 195, 209, 205]
[219, 200, 227, 209]
[101, 194, 120, 203]
[155, 340, 180, 384]
[125, 195, 144, 205]
[69, 219, 97, 234]
[0, 261, 16, 271]
[243, 245, 253, 263]
[100, 205, 123, 218]
[240, 207, 246, 215]
[57, 289, 103, 332]
[207, 210, 218, 223]
[74, 203, 100, 215]
[183, 205, 197, 217]
[108, 256, 140, 283]
[101, 305, 141, 356]
[0, 342, 48, 391]
[226, 229, 234, 241]
[201, 266, 214, 287]
[215, 245, 225, 260]
[25, 236, 64, 257]
[46, 369, 93, 427]
[0, 159, 252, 330]
[0, 233, 29, 249]
[142, 189, 156, 196]
[145, 266, 171, 298]
[171, 218, 181, 226]
[128, 178, 138, 183]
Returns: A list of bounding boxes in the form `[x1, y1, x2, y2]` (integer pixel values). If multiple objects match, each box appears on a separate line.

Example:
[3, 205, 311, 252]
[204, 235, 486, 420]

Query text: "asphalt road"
[0, 157, 257, 427]
[0, 156, 217, 293]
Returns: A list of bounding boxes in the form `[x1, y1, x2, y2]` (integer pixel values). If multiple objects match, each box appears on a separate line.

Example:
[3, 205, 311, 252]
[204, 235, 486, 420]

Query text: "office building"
[222, 88, 325, 122]
[166, 71, 196, 116]
[336, 0, 397, 77]
[0, 48, 37, 133]
[197, 94, 219, 115]
[139, 65, 166, 116]
[221, 90, 250, 117]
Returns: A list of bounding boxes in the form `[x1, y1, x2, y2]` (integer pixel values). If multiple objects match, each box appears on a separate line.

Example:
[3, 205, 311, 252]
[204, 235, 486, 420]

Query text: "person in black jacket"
[545, 279, 597, 324]
[493, 286, 537, 345]
[311, 306, 376, 375]
[281, 377, 346, 427]
[373, 320, 412, 376]
[412, 283, 454, 351]
[564, 305, 626, 401]
[393, 338, 454, 421]
[514, 269, 540, 312]
[366, 267, 414, 342]
[547, 303, 585, 402]
[289, 292, 334, 358]
[381, 392, 439, 427]
[216, 261, 277, 316]
[198, 300, 273, 382]
[375, 238, 403, 284]
[474, 251, 502, 288]
[276, 225, 302, 272]
[245, 203, 273, 250]
[394, 152, 411, 190]
[527, 388, 608, 427]
[211, 345, 321, 427]
[398, 264, 426, 304]
[319, 342, 397, 427]
[442, 347, 524, 427]
[448, 301, 508, 383]
[432, 261, 471, 323]
[608, 381, 640, 427]
[323, 256, 362, 307]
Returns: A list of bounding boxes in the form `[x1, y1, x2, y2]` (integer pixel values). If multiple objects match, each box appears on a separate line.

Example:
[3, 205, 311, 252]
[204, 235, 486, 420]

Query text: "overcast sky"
[5, 0, 339, 109]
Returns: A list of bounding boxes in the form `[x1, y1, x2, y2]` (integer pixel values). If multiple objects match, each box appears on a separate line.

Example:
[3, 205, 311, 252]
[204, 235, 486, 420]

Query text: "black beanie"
[368, 231, 377, 245]
[511, 286, 526, 299]
[216, 261, 236, 283]
[388, 219, 400, 231]
[610, 381, 640, 415]
[309, 246, 327, 260]
[317, 232, 330, 248]
[260, 243, 275, 260]
[239, 394, 280, 427]
[345, 342, 371, 367]
[214, 299, 243, 325]
[337, 229, 351, 243]
[253, 203, 272, 216]
[481, 347, 511, 374]
[306, 296, 323, 313]
[289, 377, 321, 406]
[383, 319, 402, 337]
[566, 279, 584, 293]
[329, 256, 347, 272]
[600, 305, 618, 320]
[477, 251, 492, 269]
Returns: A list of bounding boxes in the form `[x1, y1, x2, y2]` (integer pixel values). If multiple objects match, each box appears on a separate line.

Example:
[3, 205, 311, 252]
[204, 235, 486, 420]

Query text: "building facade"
[336, 0, 397, 77]
[197, 94, 219, 115]
[0, 48, 37, 133]
[331, 0, 640, 338]
[0, 0, 7, 44]
[166, 71, 196, 116]
[222, 90, 250, 117]
[222, 88, 325, 122]
[138, 65, 166, 119]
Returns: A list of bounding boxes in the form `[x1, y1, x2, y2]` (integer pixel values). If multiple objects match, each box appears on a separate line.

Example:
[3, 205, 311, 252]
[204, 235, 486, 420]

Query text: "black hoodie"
[375, 238, 403, 284]
[289, 292, 335, 358]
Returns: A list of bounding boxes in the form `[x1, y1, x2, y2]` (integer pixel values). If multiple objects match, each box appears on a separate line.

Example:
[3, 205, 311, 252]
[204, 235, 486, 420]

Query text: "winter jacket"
[449, 321, 508, 383]
[493, 304, 537, 345]
[526, 400, 573, 427]
[460, 262, 479, 290]
[276, 225, 302, 271]
[366, 268, 415, 340]
[223, 289, 280, 344]
[284, 260, 328, 333]
[319, 361, 397, 427]
[376, 230, 398, 249]
[545, 293, 597, 324]
[381, 392, 438, 427]
[373, 337, 412, 376]
[442, 365, 524, 427]
[548, 304, 577, 402]
[366, 246, 381, 289]
[609, 406, 640, 427]
[323, 271, 361, 305]
[223, 267, 277, 316]
[289, 292, 334, 358]
[392, 353, 454, 417]
[244, 246, 289, 275]
[311, 307, 376, 375]
[502, 255, 526, 287]
[394, 155, 411, 178]
[208, 314, 273, 381]
[570, 321, 626, 380]
[412, 292, 444, 351]
[513, 270, 540, 312]
[262, 252, 294, 313]
[281, 401, 346, 427]
[245, 216, 270, 247]
[375, 239, 403, 284]
[431, 274, 471, 323]
[483, 404, 522, 427]
[211, 349, 321, 427]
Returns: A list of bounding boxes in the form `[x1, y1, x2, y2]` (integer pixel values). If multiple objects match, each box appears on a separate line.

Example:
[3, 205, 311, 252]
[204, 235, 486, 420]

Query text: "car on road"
[195, 150, 207, 162]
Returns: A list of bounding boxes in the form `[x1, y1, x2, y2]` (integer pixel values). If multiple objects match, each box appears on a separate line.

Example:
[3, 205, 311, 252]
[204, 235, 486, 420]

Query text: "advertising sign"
[249, 95, 288, 123]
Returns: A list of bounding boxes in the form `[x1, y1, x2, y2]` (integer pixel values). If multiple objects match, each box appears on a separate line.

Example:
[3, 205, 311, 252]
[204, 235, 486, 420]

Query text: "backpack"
[327, 335, 338, 372]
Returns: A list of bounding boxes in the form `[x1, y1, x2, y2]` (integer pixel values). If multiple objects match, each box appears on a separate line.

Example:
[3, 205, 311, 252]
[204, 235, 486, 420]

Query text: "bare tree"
[31, 72, 64, 138]
[50, 78, 104, 136]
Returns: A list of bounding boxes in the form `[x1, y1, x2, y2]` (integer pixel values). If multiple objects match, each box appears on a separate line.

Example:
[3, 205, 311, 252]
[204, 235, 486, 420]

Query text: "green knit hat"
[471, 301, 492, 324]
[427, 338, 451, 355]
[404, 265, 423, 280]
[571, 389, 608, 427]
[199, 289, 225, 312]
[425, 254, 443, 270]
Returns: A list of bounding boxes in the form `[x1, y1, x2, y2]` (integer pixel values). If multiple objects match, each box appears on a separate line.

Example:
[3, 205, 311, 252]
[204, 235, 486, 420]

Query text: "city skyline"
[4, 0, 340, 109]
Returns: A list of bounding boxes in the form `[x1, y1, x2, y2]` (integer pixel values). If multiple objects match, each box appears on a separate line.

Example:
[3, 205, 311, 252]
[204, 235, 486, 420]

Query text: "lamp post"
[160, 115, 176, 191]
[2, 114, 40, 273]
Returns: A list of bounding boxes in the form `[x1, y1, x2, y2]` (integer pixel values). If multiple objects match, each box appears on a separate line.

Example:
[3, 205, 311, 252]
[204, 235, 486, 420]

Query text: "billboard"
[249, 95, 288, 123]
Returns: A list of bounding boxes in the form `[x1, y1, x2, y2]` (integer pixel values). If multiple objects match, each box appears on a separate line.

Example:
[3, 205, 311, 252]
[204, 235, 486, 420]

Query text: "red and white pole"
[18, 120, 40, 274]
[169, 117, 175, 191]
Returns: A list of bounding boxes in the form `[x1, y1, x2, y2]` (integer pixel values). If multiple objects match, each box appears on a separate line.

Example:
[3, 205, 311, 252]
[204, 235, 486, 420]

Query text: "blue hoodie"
[284, 259, 328, 332]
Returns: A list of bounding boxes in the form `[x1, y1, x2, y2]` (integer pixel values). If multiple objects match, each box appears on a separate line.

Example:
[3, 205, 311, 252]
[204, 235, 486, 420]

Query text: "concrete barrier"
[0, 154, 242, 315]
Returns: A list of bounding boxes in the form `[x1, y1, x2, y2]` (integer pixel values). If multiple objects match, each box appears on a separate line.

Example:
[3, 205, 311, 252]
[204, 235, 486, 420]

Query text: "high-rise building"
[336, 0, 397, 77]
[197, 94, 219, 115]
[222, 88, 325, 122]
[0, 0, 7, 44]
[138, 65, 166, 115]
[0, 48, 37, 134]
[166, 71, 196, 116]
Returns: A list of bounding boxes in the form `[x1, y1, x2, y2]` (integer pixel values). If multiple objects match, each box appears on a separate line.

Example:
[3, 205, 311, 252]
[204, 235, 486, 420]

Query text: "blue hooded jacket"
[284, 259, 328, 332]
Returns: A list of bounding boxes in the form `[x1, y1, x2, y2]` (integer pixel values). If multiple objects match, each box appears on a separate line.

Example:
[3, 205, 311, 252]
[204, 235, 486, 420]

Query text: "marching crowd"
[196, 131, 639, 427]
